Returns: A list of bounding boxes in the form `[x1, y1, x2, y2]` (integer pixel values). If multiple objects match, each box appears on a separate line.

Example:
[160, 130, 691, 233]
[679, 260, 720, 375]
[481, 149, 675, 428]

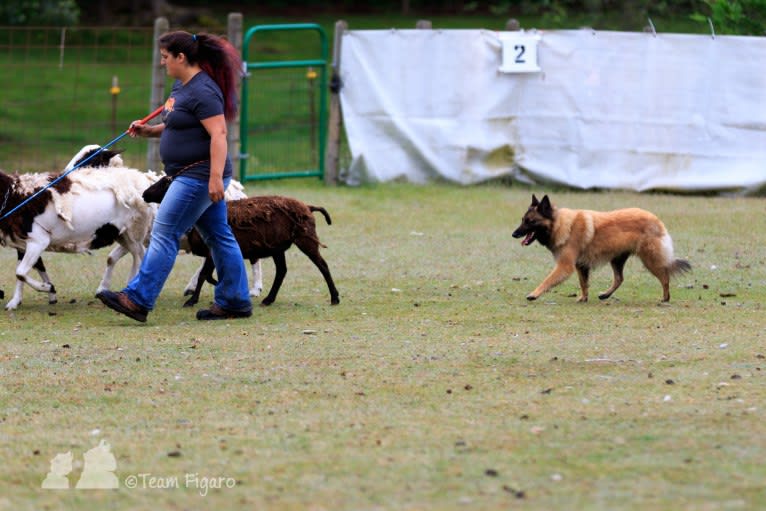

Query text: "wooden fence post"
[324, 20, 348, 186]
[227, 12, 243, 175]
[147, 16, 168, 173]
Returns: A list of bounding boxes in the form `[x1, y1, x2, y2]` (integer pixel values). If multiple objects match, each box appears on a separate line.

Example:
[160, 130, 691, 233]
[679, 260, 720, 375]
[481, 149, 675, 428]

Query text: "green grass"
[2, 182, 765, 509]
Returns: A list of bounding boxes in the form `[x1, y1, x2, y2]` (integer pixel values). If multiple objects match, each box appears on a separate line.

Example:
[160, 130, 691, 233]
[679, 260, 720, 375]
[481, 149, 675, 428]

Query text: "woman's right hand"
[128, 120, 149, 137]
[128, 121, 163, 138]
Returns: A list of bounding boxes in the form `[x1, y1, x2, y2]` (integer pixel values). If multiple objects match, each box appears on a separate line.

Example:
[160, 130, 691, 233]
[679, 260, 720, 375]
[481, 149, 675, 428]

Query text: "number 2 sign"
[498, 32, 541, 73]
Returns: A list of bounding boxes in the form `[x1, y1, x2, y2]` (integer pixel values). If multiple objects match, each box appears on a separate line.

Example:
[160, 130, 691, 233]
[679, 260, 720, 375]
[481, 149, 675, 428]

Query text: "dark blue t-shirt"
[159, 72, 232, 180]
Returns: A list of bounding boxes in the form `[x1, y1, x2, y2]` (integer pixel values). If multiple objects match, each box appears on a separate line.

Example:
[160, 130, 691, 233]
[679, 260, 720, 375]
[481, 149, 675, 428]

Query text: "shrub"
[0, 0, 80, 26]
[691, 0, 766, 35]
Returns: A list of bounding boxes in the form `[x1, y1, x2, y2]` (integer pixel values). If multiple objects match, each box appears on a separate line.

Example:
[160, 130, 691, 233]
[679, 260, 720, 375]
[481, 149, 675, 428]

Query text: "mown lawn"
[1, 180, 764, 510]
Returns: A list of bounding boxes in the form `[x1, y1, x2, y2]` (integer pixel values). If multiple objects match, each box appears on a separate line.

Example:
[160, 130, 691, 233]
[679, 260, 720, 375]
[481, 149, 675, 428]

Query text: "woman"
[97, 31, 251, 322]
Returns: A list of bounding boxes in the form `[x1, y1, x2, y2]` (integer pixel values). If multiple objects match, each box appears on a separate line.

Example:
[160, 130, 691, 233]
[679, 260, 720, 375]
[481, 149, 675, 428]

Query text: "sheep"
[178, 177, 264, 299]
[58, 149, 263, 300]
[142, 179, 339, 307]
[0, 145, 160, 310]
[188, 196, 340, 307]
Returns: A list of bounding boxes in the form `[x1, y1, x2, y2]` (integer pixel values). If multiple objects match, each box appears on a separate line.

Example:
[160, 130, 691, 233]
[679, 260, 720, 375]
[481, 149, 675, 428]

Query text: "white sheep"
[0, 145, 160, 310]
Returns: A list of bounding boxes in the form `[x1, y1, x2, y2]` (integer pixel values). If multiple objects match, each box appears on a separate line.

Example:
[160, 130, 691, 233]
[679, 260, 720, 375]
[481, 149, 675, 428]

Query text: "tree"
[692, 0, 766, 35]
[0, 0, 80, 25]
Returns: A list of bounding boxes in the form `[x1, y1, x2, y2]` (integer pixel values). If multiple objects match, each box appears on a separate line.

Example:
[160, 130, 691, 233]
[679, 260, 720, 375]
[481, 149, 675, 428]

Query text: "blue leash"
[0, 105, 163, 222]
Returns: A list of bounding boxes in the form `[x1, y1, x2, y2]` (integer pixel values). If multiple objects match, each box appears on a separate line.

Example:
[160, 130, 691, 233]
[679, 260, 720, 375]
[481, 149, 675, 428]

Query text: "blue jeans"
[124, 175, 251, 313]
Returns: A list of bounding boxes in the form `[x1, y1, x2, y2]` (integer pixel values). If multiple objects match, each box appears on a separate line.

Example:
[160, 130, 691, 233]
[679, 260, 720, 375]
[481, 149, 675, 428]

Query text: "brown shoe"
[96, 290, 148, 322]
[196, 303, 252, 321]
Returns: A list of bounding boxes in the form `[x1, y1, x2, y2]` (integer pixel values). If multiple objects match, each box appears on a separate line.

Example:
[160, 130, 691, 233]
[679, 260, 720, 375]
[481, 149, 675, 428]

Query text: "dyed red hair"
[159, 31, 242, 120]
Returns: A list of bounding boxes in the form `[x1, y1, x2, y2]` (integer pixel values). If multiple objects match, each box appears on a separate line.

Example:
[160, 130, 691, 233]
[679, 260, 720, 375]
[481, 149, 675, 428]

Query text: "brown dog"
[512, 194, 691, 302]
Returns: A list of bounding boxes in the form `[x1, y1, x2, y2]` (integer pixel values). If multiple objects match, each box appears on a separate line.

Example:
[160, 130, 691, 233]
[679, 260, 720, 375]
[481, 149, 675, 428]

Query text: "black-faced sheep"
[0, 145, 160, 310]
[142, 180, 339, 307]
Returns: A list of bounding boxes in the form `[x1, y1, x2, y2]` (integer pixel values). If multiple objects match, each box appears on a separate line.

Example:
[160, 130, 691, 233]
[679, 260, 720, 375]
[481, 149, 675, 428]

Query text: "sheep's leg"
[184, 257, 220, 296]
[124, 241, 146, 282]
[250, 258, 263, 297]
[34, 257, 56, 305]
[261, 252, 287, 306]
[8, 280, 25, 310]
[7, 240, 54, 310]
[295, 239, 340, 305]
[188, 257, 259, 297]
[183, 261, 204, 296]
[184, 256, 215, 307]
[113, 234, 145, 284]
[96, 244, 128, 294]
[17, 250, 56, 304]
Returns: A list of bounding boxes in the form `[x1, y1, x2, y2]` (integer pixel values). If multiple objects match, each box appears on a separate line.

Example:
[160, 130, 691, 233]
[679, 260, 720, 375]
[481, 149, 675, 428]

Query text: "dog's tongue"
[521, 233, 534, 246]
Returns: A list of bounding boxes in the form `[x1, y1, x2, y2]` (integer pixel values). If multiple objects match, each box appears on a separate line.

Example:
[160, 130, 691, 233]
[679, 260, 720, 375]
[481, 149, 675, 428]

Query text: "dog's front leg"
[527, 254, 576, 301]
[575, 264, 590, 302]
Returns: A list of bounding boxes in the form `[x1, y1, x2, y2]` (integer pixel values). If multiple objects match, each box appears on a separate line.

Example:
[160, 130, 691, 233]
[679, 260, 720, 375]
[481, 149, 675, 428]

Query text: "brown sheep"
[186, 196, 339, 307]
[141, 179, 339, 307]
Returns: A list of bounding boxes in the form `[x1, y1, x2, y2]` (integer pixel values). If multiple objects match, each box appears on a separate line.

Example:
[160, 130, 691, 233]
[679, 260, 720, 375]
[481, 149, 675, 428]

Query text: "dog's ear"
[531, 194, 539, 206]
[538, 195, 553, 218]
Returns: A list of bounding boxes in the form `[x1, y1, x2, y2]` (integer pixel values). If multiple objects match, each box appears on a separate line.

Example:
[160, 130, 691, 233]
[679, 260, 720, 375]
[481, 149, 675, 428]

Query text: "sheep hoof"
[183, 299, 197, 308]
[331, 297, 340, 305]
[260, 298, 274, 306]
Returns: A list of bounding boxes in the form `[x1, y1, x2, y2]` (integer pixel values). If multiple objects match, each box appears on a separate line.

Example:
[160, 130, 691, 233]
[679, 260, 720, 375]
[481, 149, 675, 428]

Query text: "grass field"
[1, 181, 765, 510]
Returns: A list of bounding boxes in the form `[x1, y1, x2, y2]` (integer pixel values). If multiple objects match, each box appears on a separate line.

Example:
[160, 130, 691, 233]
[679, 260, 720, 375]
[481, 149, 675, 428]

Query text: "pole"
[110, 75, 120, 135]
[228, 12, 244, 174]
[323, 20, 347, 185]
[147, 17, 168, 173]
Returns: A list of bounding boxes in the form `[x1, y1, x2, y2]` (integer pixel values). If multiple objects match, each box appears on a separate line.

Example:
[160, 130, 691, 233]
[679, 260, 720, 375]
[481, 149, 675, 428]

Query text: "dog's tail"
[670, 259, 692, 276]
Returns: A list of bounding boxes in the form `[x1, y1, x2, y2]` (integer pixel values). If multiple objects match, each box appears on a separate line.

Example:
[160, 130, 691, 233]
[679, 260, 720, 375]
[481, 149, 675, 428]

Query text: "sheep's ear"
[103, 148, 124, 160]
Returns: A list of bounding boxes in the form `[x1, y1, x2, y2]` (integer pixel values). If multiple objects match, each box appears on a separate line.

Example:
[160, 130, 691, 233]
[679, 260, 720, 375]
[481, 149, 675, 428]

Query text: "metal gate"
[239, 23, 328, 182]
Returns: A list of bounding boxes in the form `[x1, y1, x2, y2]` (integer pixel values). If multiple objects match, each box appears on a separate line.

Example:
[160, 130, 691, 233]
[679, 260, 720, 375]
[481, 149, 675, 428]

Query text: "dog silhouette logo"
[75, 440, 119, 489]
[41, 451, 73, 489]
[42, 440, 119, 490]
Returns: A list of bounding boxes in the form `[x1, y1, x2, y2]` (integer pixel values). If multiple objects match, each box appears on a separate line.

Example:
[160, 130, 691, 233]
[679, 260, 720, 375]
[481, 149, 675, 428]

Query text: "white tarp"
[339, 29, 766, 192]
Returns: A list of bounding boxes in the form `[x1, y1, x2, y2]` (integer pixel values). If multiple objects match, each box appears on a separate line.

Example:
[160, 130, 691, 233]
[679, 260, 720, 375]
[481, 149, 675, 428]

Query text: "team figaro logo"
[42, 440, 119, 490]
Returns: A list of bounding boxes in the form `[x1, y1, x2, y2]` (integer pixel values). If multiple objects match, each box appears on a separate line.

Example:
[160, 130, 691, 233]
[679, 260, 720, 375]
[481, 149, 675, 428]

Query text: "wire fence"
[0, 26, 158, 172]
[0, 23, 351, 180]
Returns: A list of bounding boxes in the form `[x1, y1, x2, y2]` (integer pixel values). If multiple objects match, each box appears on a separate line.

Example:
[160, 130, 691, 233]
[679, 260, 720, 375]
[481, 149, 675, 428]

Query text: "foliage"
[691, 0, 766, 35]
[0, 0, 80, 26]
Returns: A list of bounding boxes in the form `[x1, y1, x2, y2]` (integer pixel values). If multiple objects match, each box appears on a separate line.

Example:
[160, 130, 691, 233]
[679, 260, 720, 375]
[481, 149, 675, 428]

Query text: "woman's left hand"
[208, 178, 225, 202]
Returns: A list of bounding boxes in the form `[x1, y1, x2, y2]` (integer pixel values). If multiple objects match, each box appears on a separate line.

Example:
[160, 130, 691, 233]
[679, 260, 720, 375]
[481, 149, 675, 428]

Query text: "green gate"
[239, 23, 328, 182]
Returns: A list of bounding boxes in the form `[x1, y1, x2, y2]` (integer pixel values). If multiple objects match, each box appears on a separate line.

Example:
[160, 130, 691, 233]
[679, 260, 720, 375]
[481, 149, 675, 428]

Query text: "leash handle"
[137, 105, 164, 125]
[127, 105, 164, 135]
